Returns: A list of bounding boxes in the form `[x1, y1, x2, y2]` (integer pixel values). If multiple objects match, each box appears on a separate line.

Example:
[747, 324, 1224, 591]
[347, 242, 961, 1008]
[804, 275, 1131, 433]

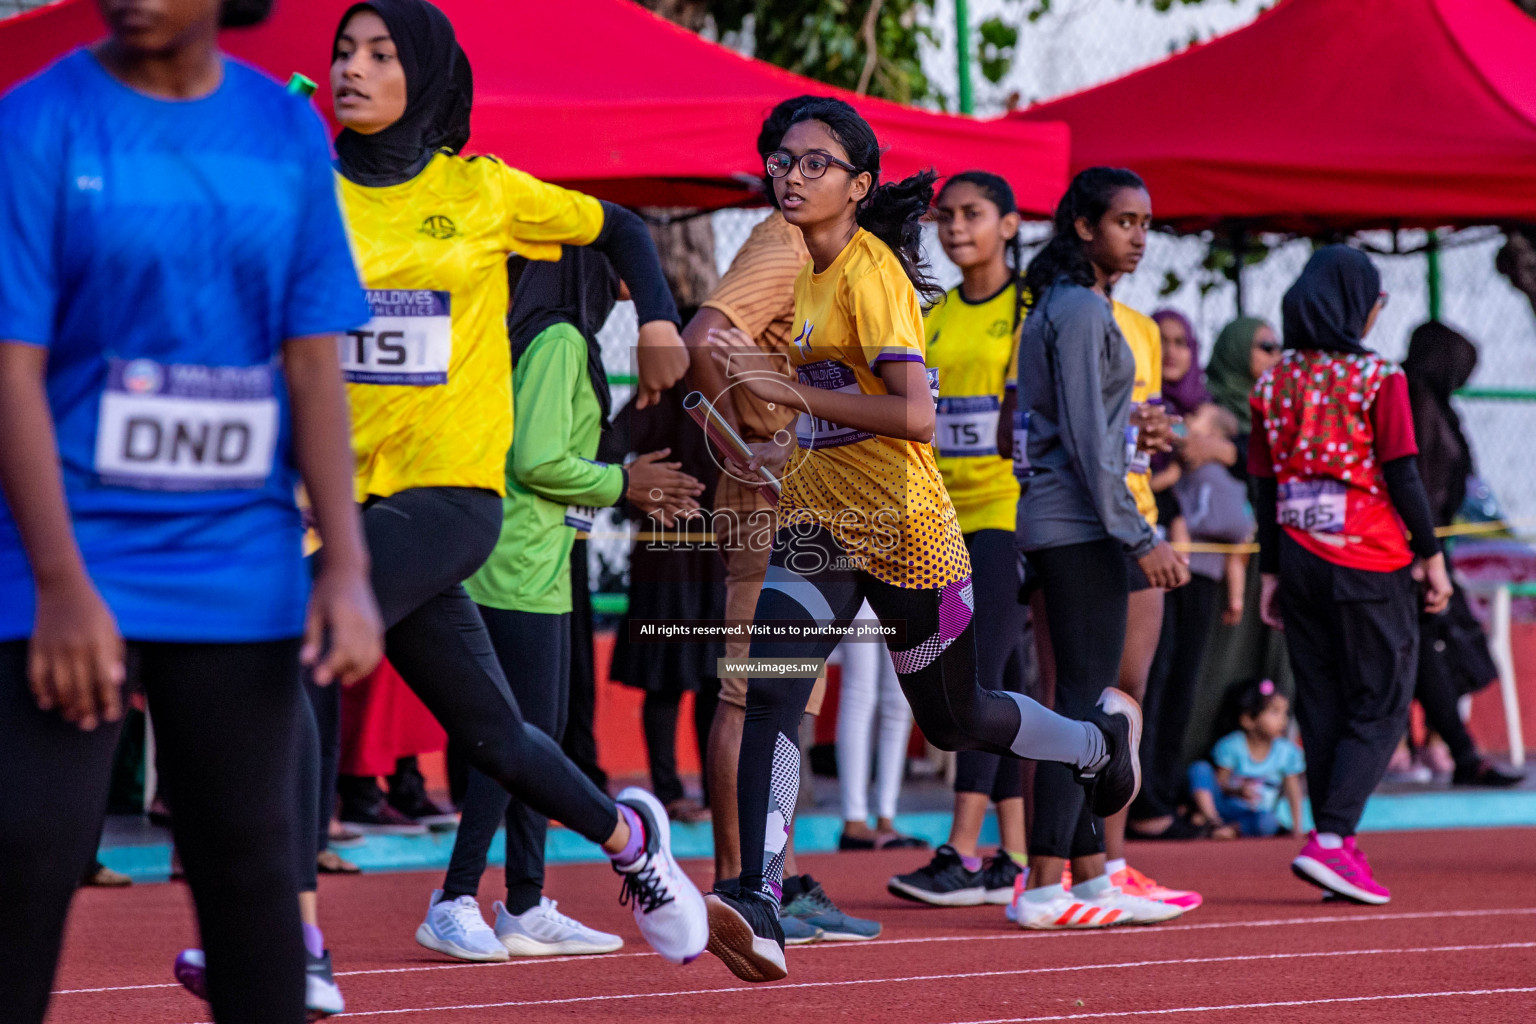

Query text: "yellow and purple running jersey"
[778, 229, 970, 590]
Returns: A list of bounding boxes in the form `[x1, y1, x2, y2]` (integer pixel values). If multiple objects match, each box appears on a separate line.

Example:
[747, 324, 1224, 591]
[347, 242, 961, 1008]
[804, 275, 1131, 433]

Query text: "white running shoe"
[305, 951, 345, 1017]
[494, 897, 624, 956]
[612, 787, 708, 964]
[1077, 884, 1186, 925]
[414, 891, 510, 962]
[1008, 888, 1120, 930]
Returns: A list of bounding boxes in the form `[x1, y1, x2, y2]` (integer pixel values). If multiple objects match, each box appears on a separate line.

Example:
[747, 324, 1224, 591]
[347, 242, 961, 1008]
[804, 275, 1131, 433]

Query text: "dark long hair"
[785, 97, 941, 303]
[937, 170, 1026, 336]
[1023, 166, 1146, 301]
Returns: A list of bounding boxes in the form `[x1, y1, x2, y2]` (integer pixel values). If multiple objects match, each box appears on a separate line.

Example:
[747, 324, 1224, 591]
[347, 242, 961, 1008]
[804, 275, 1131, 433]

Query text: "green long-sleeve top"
[465, 322, 625, 614]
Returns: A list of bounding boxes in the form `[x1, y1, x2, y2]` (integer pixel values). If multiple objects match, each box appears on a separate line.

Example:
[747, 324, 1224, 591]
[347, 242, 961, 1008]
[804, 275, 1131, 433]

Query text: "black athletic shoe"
[705, 888, 786, 982]
[1452, 758, 1523, 787]
[1078, 687, 1142, 818]
[887, 845, 985, 906]
[979, 852, 1023, 905]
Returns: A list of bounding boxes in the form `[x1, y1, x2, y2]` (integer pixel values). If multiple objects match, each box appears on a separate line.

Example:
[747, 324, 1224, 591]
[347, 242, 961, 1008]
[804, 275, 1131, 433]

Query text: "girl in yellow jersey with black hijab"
[324, 0, 705, 963]
[702, 99, 1143, 983]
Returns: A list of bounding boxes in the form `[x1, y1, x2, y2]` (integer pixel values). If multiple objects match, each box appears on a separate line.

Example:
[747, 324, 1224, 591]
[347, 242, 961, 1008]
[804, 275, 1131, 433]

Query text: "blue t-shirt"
[1211, 730, 1306, 813]
[0, 50, 370, 643]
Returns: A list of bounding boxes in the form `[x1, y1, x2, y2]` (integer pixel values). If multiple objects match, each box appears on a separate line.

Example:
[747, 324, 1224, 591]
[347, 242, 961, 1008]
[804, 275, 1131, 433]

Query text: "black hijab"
[333, 0, 466, 186]
[1404, 321, 1478, 523]
[508, 247, 622, 431]
[1280, 244, 1381, 356]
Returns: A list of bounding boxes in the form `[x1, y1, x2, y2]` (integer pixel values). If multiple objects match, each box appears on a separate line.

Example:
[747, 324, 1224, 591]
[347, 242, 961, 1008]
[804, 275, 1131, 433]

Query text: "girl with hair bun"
[707, 102, 1142, 982]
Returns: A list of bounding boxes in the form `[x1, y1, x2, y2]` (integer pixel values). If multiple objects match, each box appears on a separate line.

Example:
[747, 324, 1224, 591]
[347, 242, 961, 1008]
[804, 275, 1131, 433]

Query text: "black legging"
[443, 608, 570, 913]
[953, 529, 1027, 803]
[1, 639, 308, 1024]
[1132, 573, 1221, 820]
[1025, 538, 1129, 859]
[362, 487, 617, 847]
[739, 526, 1100, 899]
[643, 682, 720, 807]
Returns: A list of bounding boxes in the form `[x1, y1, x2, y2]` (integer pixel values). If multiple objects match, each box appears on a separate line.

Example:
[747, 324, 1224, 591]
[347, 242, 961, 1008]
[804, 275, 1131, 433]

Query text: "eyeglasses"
[765, 149, 858, 180]
[1256, 341, 1282, 355]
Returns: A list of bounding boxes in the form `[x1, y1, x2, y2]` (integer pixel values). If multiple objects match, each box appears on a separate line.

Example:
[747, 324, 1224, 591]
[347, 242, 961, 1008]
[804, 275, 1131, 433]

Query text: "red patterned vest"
[1253, 350, 1412, 570]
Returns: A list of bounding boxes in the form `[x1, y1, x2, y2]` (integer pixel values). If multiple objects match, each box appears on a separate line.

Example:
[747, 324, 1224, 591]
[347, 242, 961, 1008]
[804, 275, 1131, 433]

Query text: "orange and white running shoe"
[1111, 866, 1202, 910]
[1006, 887, 1122, 930]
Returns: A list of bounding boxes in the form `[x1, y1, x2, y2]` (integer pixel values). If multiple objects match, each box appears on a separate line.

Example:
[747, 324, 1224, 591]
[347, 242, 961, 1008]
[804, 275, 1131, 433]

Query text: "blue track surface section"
[99, 788, 1536, 882]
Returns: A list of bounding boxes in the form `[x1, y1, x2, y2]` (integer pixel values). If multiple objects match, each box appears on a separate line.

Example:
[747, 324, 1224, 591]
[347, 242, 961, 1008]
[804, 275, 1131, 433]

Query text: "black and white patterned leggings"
[736, 526, 1103, 902]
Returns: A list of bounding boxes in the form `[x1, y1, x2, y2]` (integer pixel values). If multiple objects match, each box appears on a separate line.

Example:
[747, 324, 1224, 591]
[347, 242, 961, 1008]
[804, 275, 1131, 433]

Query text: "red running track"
[47, 828, 1536, 1023]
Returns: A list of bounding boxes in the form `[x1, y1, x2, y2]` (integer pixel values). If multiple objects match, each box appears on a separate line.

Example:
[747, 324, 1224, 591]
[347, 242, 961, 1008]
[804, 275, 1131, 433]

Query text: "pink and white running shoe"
[1291, 832, 1390, 905]
[1112, 866, 1203, 911]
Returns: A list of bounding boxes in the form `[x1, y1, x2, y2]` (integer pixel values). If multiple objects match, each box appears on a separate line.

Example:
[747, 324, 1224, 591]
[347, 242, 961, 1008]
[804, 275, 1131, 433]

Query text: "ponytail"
[1023, 166, 1146, 302]
[784, 97, 941, 304]
[857, 170, 941, 304]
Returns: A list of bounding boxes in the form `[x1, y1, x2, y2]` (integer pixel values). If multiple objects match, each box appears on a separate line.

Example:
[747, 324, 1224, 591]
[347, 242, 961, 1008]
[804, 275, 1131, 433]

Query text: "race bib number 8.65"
[342, 290, 452, 386]
[1277, 478, 1347, 534]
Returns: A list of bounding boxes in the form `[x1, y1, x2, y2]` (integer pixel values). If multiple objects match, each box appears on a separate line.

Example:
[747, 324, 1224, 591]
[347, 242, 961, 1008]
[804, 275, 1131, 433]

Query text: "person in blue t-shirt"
[1188, 679, 1307, 839]
[0, 2, 382, 1022]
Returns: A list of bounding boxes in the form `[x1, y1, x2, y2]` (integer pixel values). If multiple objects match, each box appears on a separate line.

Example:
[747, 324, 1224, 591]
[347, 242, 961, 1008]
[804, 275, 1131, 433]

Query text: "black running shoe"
[979, 852, 1023, 905]
[705, 888, 786, 982]
[887, 845, 985, 906]
[1452, 758, 1524, 788]
[1078, 687, 1142, 818]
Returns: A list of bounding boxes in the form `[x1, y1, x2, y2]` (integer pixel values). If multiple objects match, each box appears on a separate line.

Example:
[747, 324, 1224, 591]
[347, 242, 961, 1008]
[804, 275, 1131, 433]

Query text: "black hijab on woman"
[1280, 244, 1381, 356]
[333, 0, 472, 186]
[508, 247, 622, 431]
[1404, 321, 1479, 523]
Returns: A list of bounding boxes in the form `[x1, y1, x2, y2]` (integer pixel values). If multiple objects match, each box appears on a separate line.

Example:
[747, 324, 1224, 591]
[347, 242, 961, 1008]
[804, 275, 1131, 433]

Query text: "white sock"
[1070, 874, 1115, 899]
[1316, 832, 1344, 849]
[1024, 884, 1064, 905]
[1104, 858, 1127, 876]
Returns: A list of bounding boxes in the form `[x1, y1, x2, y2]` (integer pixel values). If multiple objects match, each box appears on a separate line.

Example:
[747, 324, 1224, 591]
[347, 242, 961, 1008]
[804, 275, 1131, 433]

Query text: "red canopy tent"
[0, 0, 1069, 212]
[1010, 0, 1536, 232]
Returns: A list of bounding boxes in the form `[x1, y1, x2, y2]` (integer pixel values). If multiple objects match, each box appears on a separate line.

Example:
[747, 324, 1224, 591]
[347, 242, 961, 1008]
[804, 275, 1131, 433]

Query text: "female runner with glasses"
[703, 98, 1143, 983]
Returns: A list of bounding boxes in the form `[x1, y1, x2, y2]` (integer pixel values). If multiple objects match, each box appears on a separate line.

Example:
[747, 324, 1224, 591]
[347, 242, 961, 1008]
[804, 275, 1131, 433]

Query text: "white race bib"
[1124, 422, 1151, 475]
[795, 360, 873, 450]
[95, 359, 278, 490]
[1277, 478, 1347, 534]
[1012, 408, 1032, 478]
[341, 289, 452, 386]
[564, 505, 598, 531]
[934, 395, 1000, 458]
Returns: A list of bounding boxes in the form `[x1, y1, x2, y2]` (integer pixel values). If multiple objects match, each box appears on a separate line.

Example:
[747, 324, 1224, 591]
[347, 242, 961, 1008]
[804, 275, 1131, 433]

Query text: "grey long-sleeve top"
[1016, 280, 1157, 557]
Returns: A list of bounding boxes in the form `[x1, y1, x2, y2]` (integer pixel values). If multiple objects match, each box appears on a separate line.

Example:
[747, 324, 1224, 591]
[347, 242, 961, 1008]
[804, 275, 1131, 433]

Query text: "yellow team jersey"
[1113, 300, 1162, 528]
[923, 282, 1022, 535]
[779, 230, 970, 590]
[337, 153, 604, 501]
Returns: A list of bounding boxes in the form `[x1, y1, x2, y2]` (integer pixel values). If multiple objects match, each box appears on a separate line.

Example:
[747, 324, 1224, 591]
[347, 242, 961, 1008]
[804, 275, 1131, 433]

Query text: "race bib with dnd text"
[95, 359, 278, 490]
[342, 290, 452, 386]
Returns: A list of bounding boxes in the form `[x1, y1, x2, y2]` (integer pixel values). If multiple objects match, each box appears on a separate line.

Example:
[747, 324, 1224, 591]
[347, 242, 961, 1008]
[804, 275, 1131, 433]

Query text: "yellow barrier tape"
[590, 515, 1536, 555]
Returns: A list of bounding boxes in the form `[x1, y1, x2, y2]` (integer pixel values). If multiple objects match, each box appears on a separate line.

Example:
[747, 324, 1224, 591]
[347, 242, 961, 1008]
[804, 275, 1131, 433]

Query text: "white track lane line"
[939, 986, 1536, 1023]
[55, 905, 1536, 996]
[172, 941, 1536, 1021]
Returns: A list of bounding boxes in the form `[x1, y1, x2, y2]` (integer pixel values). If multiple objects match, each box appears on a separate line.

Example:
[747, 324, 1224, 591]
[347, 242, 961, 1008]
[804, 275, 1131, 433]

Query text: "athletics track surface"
[48, 828, 1536, 1023]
